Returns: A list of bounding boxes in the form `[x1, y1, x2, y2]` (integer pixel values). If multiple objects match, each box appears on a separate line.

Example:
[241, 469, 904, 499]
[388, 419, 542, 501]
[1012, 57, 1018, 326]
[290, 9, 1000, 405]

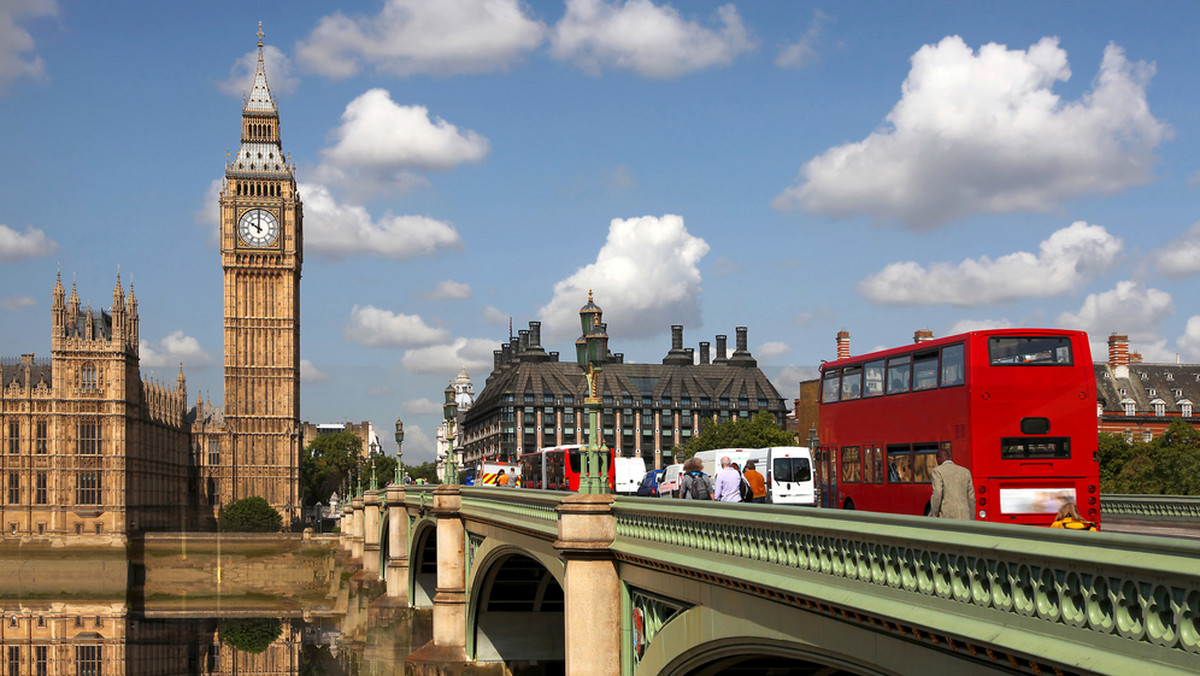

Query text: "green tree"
[406, 461, 441, 484]
[218, 617, 282, 654]
[1098, 421, 1200, 495]
[301, 431, 362, 505]
[677, 411, 796, 460]
[218, 496, 282, 532]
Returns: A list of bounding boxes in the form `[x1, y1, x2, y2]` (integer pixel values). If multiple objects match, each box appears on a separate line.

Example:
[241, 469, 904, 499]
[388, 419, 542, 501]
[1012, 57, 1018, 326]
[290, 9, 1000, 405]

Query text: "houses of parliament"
[0, 27, 302, 542]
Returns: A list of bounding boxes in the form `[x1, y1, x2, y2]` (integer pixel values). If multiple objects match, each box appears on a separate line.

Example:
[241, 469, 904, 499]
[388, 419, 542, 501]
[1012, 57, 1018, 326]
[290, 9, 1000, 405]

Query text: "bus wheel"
[843, 499, 855, 510]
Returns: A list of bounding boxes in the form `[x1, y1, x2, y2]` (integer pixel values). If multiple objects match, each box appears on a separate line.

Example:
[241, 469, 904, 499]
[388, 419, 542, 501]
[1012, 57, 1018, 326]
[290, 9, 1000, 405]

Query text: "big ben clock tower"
[219, 23, 302, 524]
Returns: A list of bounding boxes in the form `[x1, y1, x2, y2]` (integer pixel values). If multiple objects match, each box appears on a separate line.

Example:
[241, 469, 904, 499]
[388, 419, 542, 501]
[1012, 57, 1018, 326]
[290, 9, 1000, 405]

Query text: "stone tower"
[218, 23, 303, 523]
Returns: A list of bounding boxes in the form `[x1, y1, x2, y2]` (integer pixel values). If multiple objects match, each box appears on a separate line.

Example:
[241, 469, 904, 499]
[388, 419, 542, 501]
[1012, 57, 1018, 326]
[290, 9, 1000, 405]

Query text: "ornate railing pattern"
[458, 487, 561, 539]
[611, 499, 1200, 661]
[1102, 494, 1200, 522]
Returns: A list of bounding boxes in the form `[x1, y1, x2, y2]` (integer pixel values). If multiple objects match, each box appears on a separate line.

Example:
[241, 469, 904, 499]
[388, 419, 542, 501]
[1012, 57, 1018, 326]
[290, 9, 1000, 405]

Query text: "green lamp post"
[575, 291, 610, 494]
[394, 417, 406, 485]
[443, 379, 458, 484]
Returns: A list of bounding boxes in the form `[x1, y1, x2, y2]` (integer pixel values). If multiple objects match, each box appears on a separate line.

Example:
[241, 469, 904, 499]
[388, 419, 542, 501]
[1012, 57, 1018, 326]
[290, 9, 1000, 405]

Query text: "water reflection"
[0, 591, 564, 675]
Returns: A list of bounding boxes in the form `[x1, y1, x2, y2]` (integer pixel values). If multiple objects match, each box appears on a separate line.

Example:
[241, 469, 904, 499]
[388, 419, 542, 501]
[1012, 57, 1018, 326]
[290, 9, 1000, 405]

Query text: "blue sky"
[4, 1, 1200, 464]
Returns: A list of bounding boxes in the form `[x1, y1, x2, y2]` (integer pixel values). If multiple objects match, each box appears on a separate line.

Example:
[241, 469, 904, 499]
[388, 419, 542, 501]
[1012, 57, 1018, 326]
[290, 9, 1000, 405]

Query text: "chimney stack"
[714, 335, 728, 364]
[699, 341, 710, 365]
[1108, 334, 1130, 367]
[836, 330, 851, 360]
[671, 325, 683, 350]
[914, 329, 934, 343]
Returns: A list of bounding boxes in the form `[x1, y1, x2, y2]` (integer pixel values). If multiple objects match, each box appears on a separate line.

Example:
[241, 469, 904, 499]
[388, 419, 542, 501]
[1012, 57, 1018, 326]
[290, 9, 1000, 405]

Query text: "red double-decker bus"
[816, 329, 1100, 526]
[519, 444, 617, 492]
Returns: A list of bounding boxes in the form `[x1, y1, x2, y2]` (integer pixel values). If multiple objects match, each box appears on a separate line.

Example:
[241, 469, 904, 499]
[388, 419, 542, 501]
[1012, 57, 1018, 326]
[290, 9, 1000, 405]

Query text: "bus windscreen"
[988, 337, 1072, 365]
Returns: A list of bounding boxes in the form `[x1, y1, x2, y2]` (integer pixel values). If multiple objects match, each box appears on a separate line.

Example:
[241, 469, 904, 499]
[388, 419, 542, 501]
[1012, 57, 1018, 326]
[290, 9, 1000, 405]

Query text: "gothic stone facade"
[0, 276, 191, 542]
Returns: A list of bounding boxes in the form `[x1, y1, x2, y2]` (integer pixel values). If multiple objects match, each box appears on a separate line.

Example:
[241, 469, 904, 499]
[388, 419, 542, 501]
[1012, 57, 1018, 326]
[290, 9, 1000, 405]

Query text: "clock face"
[237, 209, 280, 247]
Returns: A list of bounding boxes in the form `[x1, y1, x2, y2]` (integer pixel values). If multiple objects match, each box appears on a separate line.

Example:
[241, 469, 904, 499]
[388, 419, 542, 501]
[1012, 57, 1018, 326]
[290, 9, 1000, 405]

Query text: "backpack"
[686, 472, 711, 500]
[738, 475, 753, 503]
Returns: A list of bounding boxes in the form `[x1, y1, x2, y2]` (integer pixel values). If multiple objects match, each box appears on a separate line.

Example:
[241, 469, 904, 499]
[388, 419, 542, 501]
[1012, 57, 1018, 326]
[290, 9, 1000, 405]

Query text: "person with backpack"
[713, 456, 743, 502]
[1050, 502, 1097, 531]
[678, 457, 713, 500]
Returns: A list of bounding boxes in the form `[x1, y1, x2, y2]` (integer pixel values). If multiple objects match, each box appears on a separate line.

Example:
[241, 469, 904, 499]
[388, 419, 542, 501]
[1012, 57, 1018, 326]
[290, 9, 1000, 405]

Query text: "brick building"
[460, 295, 789, 470]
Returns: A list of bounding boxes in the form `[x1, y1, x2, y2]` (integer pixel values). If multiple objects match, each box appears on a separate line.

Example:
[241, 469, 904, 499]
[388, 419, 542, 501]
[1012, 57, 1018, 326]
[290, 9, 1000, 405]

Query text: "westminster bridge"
[339, 487, 1200, 675]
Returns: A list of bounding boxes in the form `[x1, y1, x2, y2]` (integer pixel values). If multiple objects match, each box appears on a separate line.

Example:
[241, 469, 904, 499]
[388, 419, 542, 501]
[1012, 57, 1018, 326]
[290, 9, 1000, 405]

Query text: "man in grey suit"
[930, 447, 974, 519]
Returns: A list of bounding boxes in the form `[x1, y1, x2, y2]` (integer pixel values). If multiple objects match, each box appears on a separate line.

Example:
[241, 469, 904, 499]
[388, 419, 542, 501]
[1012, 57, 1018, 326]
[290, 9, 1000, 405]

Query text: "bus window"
[840, 446, 860, 483]
[887, 356, 910, 394]
[940, 344, 964, 387]
[913, 352, 939, 391]
[872, 446, 884, 484]
[912, 443, 938, 482]
[988, 337, 1073, 365]
[841, 365, 862, 400]
[862, 446, 883, 483]
[1001, 437, 1071, 460]
[863, 360, 885, 397]
[822, 370, 841, 403]
[886, 444, 911, 483]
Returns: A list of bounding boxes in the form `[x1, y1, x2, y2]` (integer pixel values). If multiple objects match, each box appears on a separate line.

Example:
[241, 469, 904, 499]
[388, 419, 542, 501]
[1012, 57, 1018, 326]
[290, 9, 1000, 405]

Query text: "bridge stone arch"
[409, 517, 439, 607]
[629, 574, 1032, 676]
[466, 541, 566, 663]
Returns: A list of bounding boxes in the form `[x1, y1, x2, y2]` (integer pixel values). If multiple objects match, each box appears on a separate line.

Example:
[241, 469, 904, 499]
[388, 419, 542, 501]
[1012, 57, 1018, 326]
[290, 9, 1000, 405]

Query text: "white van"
[749, 446, 816, 506]
[692, 447, 816, 505]
[614, 457, 647, 495]
[657, 463, 684, 498]
[693, 448, 754, 478]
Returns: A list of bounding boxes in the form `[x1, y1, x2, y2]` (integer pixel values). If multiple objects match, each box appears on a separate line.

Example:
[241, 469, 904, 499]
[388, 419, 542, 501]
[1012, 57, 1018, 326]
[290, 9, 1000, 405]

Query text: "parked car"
[635, 468, 665, 497]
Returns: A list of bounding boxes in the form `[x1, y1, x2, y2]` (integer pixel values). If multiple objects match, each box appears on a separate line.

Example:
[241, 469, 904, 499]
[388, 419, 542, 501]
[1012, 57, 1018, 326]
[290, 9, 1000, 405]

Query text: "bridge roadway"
[339, 486, 1200, 675]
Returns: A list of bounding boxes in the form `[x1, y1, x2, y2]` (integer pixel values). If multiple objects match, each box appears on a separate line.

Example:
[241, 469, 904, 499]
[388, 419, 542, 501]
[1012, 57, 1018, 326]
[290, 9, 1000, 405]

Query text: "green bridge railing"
[1102, 494, 1200, 522]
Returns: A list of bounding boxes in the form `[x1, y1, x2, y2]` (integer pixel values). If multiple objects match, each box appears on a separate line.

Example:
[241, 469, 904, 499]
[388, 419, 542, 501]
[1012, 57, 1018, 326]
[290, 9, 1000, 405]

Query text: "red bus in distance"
[816, 329, 1100, 526]
[519, 444, 617, 492]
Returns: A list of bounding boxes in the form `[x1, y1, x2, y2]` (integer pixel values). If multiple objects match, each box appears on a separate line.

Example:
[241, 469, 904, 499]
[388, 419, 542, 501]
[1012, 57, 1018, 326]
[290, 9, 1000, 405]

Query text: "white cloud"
[403, 397, 442, 415]
[537, 214, 709, 342]
[296, 0, 545, 78]
[1178, 317, 1200, 363]
[195, 178, 222, 245]
[793, 306, 834, 328]
[217, 44, 299, 97]
[480, 306, 510, 326]
[769, 365, 819, 402]
[550, 0, 757, 79]
[0, 296, 35, 311]
[300, 182, 462, 260]
[943, 318, 1015, 335]
[858, 221, 1122, 306]
[0, 0, 55, 94]
[315, 89, 489, 197]
[344, 305, 450, 348]
[774, 37, 1169, 229]
[775, 9, 831, 69]
[1056, 281, 1173, 346]
[0, 224, 58, 262]
[757, 341, 791, 361]
[1150, 221, 1200, 278]
[139, 331, 213, 370]
[301, 359, 330, 383]
[425, 280, 471, 300]
[401, 338, 496, 374]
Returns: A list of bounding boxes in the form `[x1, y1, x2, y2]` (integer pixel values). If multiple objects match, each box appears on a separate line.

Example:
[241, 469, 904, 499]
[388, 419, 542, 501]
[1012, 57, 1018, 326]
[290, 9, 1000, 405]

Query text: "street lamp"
[394, 417, 406, 485]
[368, 439, 379, 491]
[443, 379, 459, 484]
[575, 290, 610, 494]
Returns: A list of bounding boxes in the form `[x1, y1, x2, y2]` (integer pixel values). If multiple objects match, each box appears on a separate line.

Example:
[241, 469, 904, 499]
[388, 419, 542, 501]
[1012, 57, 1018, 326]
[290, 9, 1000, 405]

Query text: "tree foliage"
[406, 461, 441, 484]
[218, 617, 282, 654]
[218, 496, 282, 533]
[677, 411, 796, 460]
[300, 431, 362, 505]
[1098, 421, 1200, 495]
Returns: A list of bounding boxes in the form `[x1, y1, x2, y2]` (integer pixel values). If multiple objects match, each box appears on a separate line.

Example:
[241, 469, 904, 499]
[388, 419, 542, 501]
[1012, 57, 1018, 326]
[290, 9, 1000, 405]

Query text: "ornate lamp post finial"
[575, 293, 610, 494]
[443, 379, 459, 484]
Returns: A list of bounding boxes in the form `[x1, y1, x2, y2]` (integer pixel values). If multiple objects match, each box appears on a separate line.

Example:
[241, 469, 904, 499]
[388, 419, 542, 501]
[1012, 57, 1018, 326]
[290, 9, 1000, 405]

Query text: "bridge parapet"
[611, 497, 1200, 674]
[1103, 494, 1200, 522]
